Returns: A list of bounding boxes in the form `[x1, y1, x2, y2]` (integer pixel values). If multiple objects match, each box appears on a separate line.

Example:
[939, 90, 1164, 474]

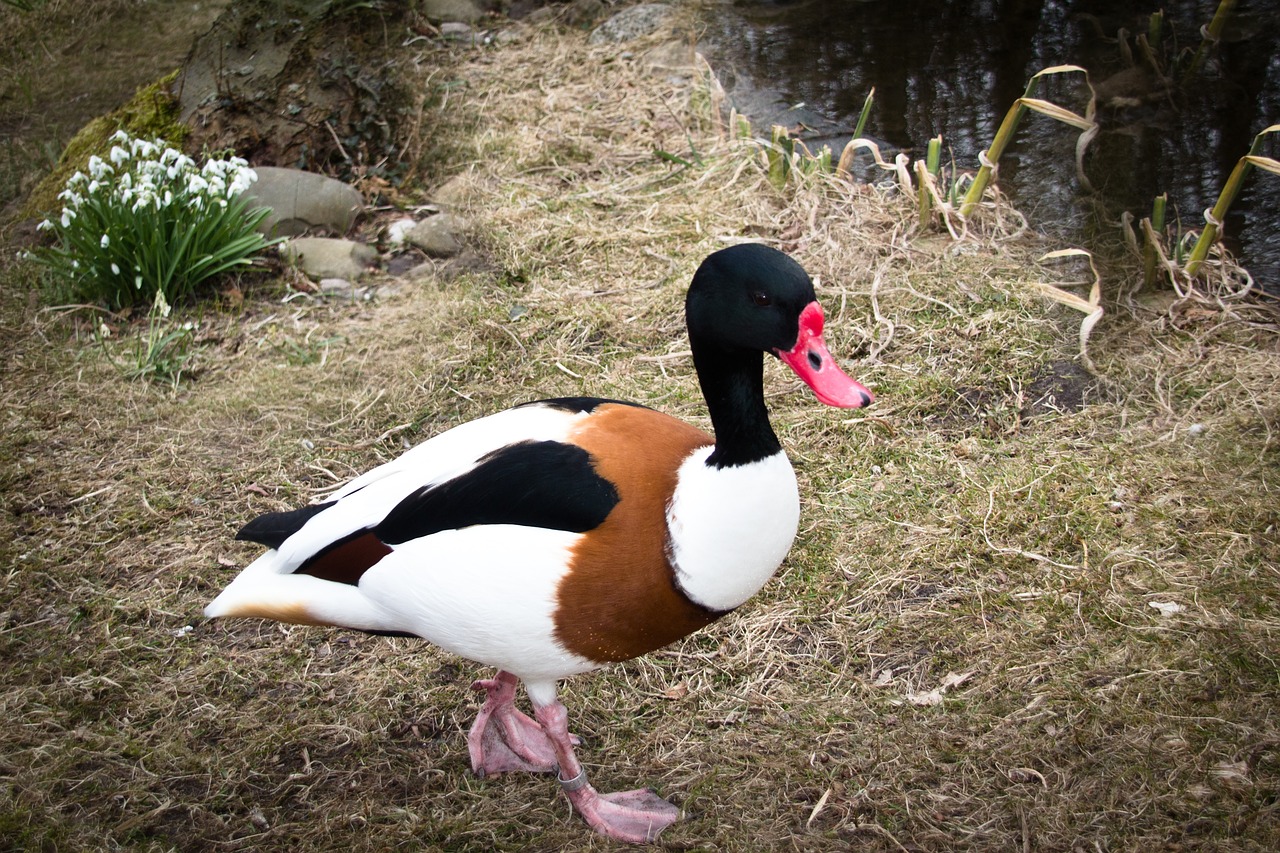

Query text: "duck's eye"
[751, 291, 772, 307]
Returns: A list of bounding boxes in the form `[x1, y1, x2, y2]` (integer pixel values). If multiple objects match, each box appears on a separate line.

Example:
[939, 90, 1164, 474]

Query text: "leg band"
[558, 767, 590, 792]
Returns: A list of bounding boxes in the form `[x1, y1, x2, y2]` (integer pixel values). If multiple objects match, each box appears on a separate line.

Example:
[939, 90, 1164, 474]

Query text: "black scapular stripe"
[375, 439, 620, 545]
[522, 396, 646, 414]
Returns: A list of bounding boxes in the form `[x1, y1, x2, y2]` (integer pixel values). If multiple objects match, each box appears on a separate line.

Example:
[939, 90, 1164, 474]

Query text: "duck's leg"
[533, 699, 679, 844]
[467, 670, 560, 777]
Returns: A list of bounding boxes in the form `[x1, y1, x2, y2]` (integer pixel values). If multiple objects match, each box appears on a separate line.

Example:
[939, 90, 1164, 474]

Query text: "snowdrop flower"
[111, 262, 120, 275]
[228, 169, 256, 196]
[109, 145, 129, 166]
[61, 210, 73, 227]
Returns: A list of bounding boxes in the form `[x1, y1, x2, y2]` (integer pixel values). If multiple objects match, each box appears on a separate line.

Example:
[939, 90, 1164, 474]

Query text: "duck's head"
[686, 244, 874, 409]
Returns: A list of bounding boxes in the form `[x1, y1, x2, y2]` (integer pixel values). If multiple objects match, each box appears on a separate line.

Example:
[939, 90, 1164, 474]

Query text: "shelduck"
[205, 243, 874, 843]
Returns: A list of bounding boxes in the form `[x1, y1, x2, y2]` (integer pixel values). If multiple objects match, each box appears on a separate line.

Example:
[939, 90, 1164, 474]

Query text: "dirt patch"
[1020, 359, 1098, 419]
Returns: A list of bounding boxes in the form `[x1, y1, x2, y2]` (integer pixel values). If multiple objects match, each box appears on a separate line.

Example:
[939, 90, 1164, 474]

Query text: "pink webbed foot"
[467, 671, 559, 777]
[563, 777, 680, 844]
[534, 700, 680, 844]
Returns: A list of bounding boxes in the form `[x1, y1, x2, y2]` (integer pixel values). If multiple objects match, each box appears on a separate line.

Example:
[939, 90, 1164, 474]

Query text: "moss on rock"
[22, 70, 187, 219]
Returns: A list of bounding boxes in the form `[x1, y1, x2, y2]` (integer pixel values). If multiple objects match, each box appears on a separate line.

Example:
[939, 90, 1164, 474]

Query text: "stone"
[641, 39, 694, 76]
[563, 0, 606, 29]
[245, 167, 364, 237]
[406, 213, 467, 257]
[385, 217, 419, 249]
[282, 237, 378, 280]
[420, 0, 483, 24]
[431, 174, 472, 208]
[318, 278, 356, 299]
[588, 3, 672, 44]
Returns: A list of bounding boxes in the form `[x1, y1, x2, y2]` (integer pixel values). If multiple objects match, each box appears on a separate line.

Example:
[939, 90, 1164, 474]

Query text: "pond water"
[699, 0, 1280, 291]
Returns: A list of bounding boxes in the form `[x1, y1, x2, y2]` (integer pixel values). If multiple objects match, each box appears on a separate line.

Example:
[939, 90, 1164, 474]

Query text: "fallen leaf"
[805, 787, 832, 828]
[904, 671, 974, 706]
[906, 688, 944, 706]
[1006, 767, 1047, 787]
[1149, 601, 1184, 617]
[662, 681, 689, 700]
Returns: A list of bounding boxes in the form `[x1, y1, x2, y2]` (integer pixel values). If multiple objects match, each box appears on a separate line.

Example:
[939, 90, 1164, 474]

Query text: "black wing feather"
[236, 501, 336, 549]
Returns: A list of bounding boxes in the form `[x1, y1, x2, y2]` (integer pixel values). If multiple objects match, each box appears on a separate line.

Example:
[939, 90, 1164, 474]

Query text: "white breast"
[665, 449, 800, 612]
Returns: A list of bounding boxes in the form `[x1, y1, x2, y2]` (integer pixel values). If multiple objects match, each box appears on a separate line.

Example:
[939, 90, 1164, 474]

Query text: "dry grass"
[3, 3, 1279, 851]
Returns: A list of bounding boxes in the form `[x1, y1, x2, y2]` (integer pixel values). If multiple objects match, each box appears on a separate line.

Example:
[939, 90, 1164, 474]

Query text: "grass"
[2, 1, 1279, 851]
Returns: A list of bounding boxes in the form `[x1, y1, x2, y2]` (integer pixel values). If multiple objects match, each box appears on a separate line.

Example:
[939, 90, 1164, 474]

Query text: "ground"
[1, 1, 1278, 852]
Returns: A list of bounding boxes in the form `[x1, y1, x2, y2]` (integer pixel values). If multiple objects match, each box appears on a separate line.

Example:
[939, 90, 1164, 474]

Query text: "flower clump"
[31, 131, 274, 309]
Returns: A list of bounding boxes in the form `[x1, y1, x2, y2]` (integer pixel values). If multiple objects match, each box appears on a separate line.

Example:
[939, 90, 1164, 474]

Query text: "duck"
[204, 243, 874, 844]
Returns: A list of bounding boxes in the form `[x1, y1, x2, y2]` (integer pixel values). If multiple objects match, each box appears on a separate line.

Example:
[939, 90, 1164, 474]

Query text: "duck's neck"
[692, 341, 783, 468]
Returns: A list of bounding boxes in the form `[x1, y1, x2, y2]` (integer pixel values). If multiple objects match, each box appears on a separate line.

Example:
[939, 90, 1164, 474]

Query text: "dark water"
[701, 0, 1280, 290]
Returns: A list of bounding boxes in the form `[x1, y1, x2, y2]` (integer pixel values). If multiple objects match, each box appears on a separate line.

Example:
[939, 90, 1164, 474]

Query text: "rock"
[246, 167, 364, 237]
[385, 217, 419, 249]
[406, 214, 467, 257]
[641, 39, 694, 76]
[318, 278, 356, 299]
[431, 174, 472, 209]
[420, 0, 483, 24]
[282, 237, 378, 280]
[588, 3, 672, 44]
[563, 0, 606, 28]
[440, 22, 486, 45]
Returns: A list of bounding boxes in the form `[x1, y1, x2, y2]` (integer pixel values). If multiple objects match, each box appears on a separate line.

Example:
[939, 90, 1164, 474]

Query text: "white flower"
[109, 145, 129, 166]
[61, 211, 73, 227]
[99, 321, 112, 339]
[111, 129, 129, 143]
[135, 275, 143, 289]
[37, 219, 52, 231]
[228, 169, 256, 196]
[100, 234, 110, 248]
[111, 262, 120, 275]
[154, 291, 171, 318]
